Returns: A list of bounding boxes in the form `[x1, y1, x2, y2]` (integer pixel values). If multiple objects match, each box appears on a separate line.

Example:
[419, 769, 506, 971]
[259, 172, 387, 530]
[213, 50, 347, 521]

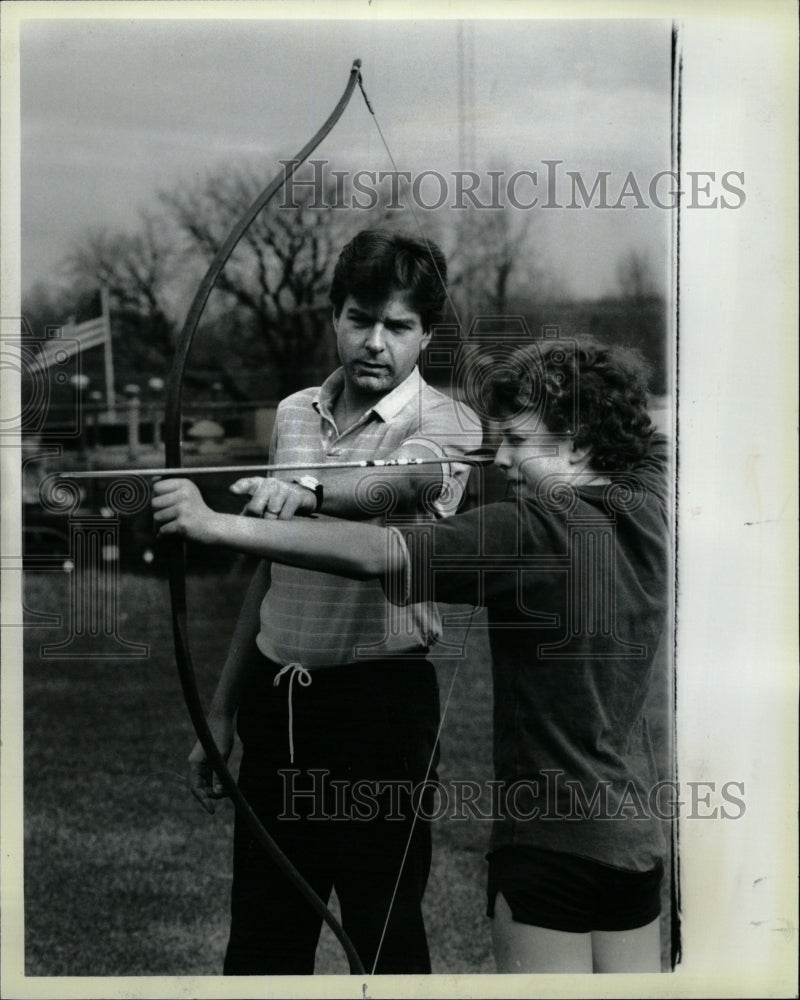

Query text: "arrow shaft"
[56, 455, 491, 480]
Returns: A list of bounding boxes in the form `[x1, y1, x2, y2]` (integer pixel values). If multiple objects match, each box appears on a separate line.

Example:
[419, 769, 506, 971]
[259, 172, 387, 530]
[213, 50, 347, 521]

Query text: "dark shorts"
[487, 846, 663, 934]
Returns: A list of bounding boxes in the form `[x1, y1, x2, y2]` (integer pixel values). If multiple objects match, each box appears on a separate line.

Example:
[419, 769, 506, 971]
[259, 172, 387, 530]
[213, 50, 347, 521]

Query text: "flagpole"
[100, 285, 116, 419]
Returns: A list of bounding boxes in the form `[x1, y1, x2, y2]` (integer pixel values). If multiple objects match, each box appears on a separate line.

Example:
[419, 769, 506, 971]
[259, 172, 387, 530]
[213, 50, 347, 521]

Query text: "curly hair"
[329, 229, 448, 331]
[484, 336, 655, 472]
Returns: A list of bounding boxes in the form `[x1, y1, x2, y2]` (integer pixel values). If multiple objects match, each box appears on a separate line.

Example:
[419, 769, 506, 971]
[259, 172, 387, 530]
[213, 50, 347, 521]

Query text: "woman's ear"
[569, 442, 593, 465]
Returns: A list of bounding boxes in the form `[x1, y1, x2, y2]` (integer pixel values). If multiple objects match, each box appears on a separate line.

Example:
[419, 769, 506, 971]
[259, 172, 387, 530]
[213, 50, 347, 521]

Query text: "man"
[181, 229, 479, 975]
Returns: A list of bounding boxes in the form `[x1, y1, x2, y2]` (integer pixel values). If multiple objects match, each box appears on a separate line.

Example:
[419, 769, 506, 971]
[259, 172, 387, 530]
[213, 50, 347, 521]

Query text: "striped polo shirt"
[256, 366, 480, 668]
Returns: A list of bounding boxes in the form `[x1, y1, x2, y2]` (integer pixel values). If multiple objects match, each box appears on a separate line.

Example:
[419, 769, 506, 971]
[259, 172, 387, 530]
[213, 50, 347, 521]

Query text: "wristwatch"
[292, 475, 324, 513]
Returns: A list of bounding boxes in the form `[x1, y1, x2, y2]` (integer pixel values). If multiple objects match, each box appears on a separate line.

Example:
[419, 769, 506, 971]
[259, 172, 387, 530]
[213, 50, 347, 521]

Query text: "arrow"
[56, 454, 494, 479]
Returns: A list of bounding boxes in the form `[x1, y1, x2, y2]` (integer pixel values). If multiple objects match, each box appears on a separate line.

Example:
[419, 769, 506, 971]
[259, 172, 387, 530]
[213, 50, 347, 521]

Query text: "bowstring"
[357, 74, 465, 332]
[356, 71, 477, 976]
[368, 618, 478, 975]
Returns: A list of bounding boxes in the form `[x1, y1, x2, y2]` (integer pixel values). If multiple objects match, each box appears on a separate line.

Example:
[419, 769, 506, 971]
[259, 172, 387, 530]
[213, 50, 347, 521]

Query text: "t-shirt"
[392, 434, 671, 871]
[257, 366, 481, 668]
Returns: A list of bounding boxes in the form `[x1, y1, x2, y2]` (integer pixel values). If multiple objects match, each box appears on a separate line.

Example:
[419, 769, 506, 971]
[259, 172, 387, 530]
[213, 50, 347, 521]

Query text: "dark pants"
[223, 653, 440, 975]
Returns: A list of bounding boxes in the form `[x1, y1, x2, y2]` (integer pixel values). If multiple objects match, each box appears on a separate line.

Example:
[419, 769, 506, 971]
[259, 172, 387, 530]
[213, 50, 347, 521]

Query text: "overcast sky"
[19, 16, 672, 300]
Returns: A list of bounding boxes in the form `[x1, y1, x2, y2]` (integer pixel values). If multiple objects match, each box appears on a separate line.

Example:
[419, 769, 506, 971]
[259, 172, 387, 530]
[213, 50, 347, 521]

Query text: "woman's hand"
[152, 478, 218, 543]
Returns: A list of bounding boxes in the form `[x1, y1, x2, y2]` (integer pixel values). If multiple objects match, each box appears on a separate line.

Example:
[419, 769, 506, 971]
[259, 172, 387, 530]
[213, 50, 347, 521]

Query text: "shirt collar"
[313, 366, 423, 423]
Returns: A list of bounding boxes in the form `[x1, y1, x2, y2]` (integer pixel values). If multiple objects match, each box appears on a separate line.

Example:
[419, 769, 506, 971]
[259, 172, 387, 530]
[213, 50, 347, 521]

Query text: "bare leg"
[492, 892, 593, 973]
[591, 917, 661, 973]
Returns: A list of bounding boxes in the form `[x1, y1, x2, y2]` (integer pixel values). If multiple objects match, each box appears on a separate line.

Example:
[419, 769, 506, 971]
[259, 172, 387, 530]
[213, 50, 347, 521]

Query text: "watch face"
[294, 477, 322, 510]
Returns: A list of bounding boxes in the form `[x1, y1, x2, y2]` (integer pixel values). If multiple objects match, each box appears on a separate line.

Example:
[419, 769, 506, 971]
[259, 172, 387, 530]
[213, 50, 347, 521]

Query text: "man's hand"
[187, 712, 235, 815]
[152, 478, 217, 542]
[230, 477, 317, 520]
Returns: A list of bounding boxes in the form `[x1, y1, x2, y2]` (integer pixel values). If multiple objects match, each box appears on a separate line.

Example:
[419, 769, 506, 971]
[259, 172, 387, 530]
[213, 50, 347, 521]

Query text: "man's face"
[333, 292, 430, 400]
[494, 417, 586, 495]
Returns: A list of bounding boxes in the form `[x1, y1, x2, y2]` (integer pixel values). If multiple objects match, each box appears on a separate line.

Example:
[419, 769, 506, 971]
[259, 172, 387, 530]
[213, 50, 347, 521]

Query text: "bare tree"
[21, 280, 77, 337]
[160, 167, 360, 395]
[448, 206, 558, 324]
[616, 248, 660, 303]
[611, 248, 668, 394]
[63, 213, 179, 373]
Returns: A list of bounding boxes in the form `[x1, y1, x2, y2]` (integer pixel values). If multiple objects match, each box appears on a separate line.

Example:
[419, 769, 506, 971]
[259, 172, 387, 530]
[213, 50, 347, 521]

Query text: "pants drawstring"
[272, 662, 312, 763]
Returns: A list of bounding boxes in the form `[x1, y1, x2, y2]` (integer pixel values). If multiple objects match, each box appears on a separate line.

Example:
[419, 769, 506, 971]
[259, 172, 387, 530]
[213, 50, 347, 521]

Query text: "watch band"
[293, 475, 324, 513]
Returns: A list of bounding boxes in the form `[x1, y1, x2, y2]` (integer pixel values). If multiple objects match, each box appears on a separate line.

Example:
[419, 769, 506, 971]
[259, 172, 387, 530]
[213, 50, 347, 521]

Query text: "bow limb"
[164, 60, 366, 976]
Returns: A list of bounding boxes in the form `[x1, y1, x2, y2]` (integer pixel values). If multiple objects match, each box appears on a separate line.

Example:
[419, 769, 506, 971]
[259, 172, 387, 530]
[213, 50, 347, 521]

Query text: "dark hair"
[329, 229, 448, 331]
[485, 336, 655, 472]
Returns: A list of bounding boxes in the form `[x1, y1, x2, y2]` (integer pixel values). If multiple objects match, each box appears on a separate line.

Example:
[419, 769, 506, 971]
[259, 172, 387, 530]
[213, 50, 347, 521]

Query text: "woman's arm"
[152, 478, 397, 580]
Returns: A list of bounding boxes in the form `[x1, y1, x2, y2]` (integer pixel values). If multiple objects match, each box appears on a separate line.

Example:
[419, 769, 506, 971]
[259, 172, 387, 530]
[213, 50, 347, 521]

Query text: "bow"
[164, 59, 367, 975]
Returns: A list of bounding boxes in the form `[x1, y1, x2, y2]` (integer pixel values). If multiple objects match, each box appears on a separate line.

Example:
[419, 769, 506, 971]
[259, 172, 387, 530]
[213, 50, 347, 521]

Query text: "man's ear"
[420, 328, 432, 351]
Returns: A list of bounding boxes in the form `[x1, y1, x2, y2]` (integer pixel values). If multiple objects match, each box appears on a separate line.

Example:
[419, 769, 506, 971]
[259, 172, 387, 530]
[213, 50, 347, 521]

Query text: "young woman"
[153, 336, 670, 973]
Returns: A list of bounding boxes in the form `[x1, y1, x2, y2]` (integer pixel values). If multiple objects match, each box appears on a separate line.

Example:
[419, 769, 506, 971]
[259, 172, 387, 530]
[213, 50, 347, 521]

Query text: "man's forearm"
[208, 561, 269, 716]
[312, 435, 449, 520]
[317, 463, 444, 519]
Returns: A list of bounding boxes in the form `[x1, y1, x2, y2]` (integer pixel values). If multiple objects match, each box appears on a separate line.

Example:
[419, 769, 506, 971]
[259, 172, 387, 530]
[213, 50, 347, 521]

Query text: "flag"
[37, 288, 115, 414]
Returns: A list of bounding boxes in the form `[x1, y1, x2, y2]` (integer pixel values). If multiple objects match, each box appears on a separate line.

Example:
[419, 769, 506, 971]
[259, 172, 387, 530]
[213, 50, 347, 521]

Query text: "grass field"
[21, 565, 672, 977]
